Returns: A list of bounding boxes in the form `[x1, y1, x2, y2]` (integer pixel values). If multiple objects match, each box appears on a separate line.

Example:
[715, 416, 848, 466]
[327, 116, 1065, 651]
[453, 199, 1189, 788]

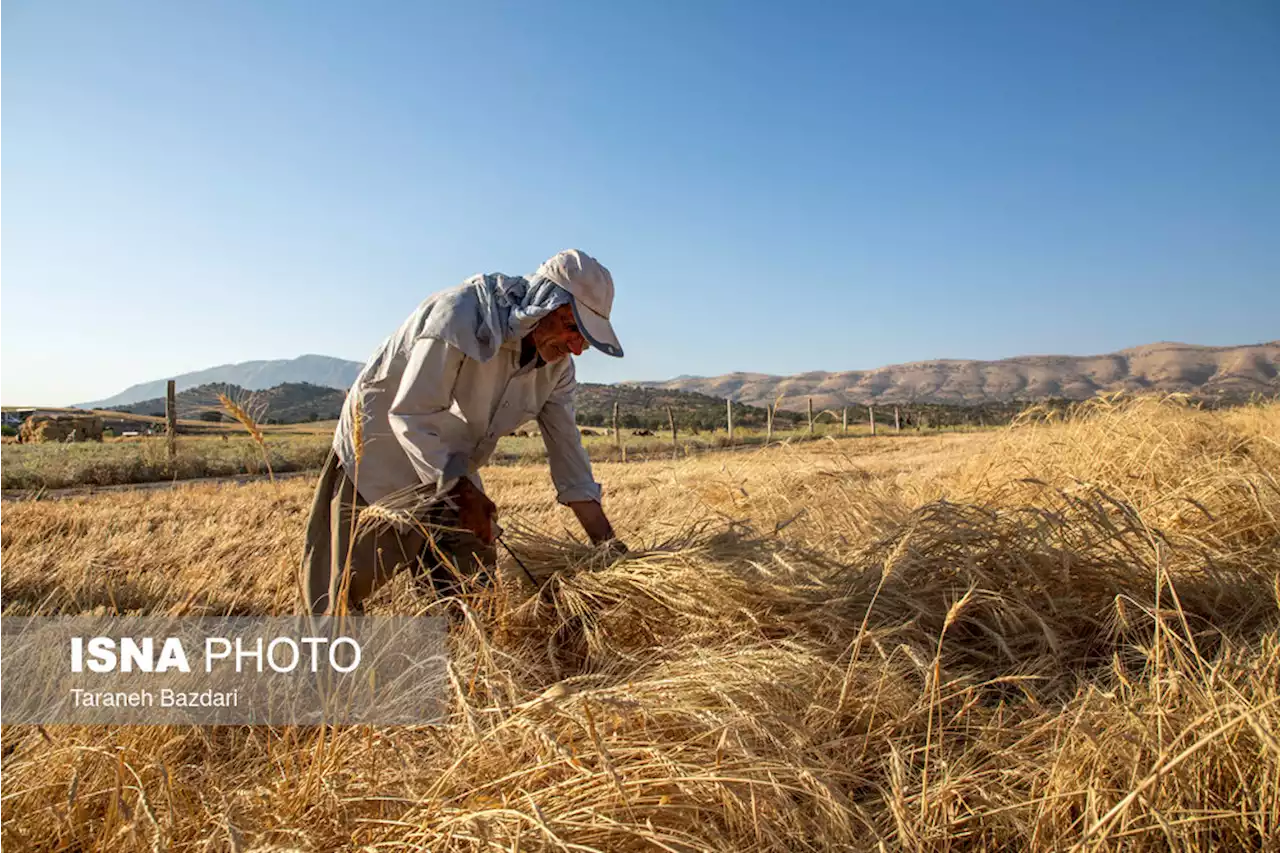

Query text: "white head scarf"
[417, 273, 571, 362]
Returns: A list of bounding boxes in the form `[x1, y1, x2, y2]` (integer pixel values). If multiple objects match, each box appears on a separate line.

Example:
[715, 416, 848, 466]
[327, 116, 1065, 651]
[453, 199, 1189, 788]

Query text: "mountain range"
[75, 355, 361, 410]
[643, 341, 1280, 411]
[74, 340, 1279, 413]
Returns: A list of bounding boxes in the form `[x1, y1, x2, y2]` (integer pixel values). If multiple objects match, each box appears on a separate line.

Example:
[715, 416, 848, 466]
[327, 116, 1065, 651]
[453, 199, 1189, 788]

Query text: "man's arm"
[386, 337, 469, 496]
[567, 500, 617, 545]
[537, 361, 622, 546]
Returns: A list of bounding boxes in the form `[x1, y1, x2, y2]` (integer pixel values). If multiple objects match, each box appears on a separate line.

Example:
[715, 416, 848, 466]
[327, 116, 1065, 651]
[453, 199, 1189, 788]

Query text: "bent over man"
[302, 249, 625, 614]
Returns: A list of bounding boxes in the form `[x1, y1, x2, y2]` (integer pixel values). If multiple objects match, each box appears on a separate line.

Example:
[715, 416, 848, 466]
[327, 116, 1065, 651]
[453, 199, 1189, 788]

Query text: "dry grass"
[1, 397, 1277, 851]
[0, 434, 331, 491]
[0, 423, 918, 493]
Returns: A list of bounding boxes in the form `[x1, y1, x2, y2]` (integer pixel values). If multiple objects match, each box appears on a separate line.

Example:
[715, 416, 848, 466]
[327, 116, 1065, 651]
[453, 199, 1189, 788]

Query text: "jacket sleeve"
[387, 337, 470, 494]
[537, 359, 603, 504]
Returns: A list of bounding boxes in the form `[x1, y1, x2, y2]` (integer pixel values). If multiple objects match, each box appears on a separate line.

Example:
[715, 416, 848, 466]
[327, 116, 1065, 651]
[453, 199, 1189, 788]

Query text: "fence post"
[166, 380, 177, 463]
[612, 401, 620, 450]
[667, 405, 677, 457]
[766, 404, 773, 443]
[807, 398, 814, 435]
[842, 407, 848, 435]
[894, 406, 901, 432]
[726, 399, 734, 445]
[868, 405, 876, 436]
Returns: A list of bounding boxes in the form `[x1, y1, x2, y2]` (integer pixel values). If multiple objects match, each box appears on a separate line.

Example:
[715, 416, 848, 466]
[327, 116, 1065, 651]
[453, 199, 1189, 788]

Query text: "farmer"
[302, 249, 626, 614]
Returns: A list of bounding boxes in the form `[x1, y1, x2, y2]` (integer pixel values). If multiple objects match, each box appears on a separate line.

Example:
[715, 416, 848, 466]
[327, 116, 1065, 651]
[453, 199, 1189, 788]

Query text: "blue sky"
[3, 1, 1278, 405]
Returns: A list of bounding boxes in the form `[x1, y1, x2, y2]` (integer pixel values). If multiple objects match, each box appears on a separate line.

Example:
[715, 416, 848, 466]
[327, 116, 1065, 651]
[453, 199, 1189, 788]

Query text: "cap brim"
[569, 298, 624, 358]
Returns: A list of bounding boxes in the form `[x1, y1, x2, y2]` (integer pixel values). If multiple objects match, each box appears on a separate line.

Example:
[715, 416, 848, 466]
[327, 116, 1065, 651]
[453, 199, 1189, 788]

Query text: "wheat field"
[2, 397, 1278, 851]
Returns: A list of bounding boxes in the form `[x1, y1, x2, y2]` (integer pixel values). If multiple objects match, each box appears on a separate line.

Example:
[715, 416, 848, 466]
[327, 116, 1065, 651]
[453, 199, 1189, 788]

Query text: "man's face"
[529, 304, 589, 363]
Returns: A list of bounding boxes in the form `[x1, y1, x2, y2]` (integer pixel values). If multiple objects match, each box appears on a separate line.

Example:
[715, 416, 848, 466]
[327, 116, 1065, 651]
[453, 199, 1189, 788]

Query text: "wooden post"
[612, 401, 620, 449]
[766, 404, 773, 443]
[868, 405, 876, 436]
[166, 380, 177, 462]
[894, 406, 901, 432]
[807, 398, 814, 435]
[842, 407, 848, 435]
[726, 399, 734, 445]
[667, 406, 677, 457]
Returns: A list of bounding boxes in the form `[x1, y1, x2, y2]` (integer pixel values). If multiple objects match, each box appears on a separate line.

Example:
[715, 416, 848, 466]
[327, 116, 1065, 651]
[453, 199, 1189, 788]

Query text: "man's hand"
[567, 500, 626, 554]
[449, 477, 497, 545]
[601, 538, 629, 561]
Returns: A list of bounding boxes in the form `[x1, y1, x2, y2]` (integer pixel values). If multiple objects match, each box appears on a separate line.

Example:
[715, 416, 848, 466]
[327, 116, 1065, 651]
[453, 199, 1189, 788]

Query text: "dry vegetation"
[2, 397, 1278, 851]
[0, 434, 332, 492]
[0, 423, 904, 492]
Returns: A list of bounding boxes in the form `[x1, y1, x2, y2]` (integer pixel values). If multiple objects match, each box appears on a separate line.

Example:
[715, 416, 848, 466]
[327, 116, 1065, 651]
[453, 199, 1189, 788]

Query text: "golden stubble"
[2, 397, 1278, 851]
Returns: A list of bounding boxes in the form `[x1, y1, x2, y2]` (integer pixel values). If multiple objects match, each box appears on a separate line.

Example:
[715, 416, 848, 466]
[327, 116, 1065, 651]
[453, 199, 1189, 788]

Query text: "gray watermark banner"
[1, 616, 449, 725]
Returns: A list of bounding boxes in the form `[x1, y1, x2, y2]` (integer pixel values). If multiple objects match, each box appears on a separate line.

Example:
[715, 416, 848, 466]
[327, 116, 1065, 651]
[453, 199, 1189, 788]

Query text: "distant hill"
[73, 340, 1279, 417]
[109, 382, 347, 425]
[643, 341, 1280, 411]
[574, 384, 803, 431]
[103, 380, 801, 429]
[74, 355, 361, 409]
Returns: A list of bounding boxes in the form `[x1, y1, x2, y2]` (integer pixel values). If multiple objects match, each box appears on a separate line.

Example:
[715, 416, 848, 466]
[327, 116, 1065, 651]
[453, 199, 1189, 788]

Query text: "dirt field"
[2, 398, 1277, 850]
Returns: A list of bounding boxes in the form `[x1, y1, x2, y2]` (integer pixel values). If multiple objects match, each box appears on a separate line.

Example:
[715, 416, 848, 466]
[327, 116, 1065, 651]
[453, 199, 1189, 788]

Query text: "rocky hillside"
[643, 341, 1280, 411]
[110, 382, 347, 424]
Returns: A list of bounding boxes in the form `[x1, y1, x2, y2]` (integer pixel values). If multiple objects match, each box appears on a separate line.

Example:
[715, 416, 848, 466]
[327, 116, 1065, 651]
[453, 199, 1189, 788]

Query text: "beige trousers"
[300, 452, 495, 614]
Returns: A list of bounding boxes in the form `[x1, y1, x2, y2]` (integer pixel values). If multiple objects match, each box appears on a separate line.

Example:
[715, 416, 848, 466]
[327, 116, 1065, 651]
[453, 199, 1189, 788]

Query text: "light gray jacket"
[332, 278, 601, 507]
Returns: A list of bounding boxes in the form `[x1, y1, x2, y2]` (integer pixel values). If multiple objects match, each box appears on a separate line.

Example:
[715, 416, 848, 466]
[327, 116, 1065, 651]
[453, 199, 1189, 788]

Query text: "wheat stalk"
[217, 391, 274, 482]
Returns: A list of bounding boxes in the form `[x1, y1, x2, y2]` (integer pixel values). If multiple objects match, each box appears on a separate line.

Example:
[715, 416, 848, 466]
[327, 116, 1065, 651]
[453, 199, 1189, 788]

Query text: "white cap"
[534, 249, 623, 358]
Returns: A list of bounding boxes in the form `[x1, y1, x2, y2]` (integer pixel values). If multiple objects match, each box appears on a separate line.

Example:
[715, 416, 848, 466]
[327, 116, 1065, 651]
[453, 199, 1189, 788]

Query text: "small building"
[2, 408, 35, 428]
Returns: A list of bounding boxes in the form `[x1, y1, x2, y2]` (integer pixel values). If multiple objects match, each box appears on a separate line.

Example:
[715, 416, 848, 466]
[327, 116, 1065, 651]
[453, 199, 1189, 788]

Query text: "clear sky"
[3, 1, 1278, 405]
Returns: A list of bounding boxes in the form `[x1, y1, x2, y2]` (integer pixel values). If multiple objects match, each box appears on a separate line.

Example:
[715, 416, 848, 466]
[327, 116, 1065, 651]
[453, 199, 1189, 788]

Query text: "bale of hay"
[19, 414, 105, 443]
